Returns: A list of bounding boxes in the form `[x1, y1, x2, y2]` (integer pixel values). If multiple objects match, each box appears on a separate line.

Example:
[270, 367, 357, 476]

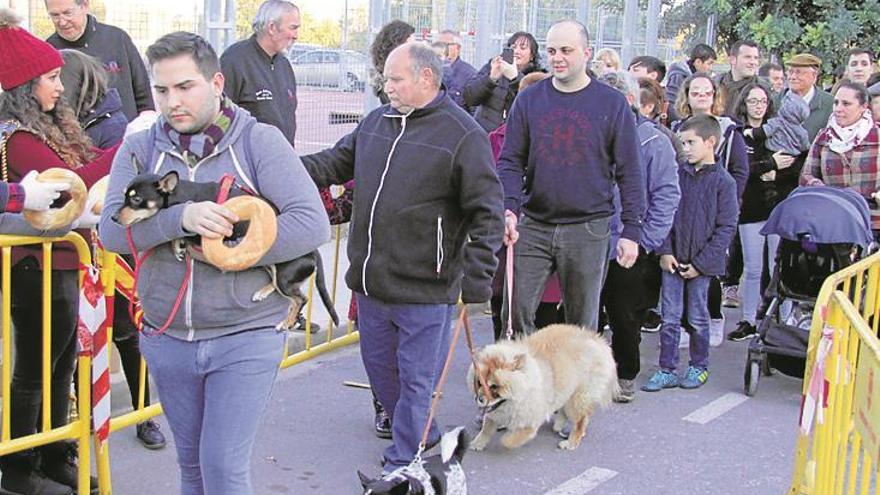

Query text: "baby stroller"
[744, 186, 874, 396]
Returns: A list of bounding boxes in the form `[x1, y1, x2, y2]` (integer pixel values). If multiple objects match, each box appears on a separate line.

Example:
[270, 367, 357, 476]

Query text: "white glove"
[125, 111, 159, 138]
[20, 170, 69, 211]
[74, 193, 101, 229]
[500, 61, 518, 80]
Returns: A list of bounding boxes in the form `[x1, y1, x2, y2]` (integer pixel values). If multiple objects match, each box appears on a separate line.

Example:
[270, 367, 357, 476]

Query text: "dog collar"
[484, 398, 507, 414]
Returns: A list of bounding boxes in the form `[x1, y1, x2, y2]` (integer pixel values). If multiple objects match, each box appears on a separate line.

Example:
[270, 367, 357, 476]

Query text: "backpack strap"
[242, 119, 259, 192]
[229, 119, 260, 194]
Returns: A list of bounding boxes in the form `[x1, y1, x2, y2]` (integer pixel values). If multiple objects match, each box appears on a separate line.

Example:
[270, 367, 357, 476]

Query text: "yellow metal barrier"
[0, 232, 94, 495]
[280, 223, 360, 369]
[789, 251, 880, 494]
[94, 222, 359, 493]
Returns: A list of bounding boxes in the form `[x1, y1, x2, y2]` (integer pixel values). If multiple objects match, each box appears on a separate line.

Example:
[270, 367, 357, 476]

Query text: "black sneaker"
[373, 399, 391, 439]
[0, 469, 72, 495]
[136, 420, 167, 450]
[641, 310, 661, 333]
[292, 314, 321, 333]
[40, 444, 98, 494]
[727, 321, 757, 342]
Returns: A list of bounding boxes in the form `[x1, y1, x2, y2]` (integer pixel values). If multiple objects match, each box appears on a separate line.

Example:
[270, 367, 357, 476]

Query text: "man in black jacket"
[220, 0, 299, 147]
[45, 0, 154, 121]
[303, 42, 504, 476]
[716, 40, 762, 116]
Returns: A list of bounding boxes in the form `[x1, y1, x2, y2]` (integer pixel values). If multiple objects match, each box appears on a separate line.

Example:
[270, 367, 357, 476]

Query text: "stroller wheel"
[744, 359, 760, 397]
[761, 357, 773, 376]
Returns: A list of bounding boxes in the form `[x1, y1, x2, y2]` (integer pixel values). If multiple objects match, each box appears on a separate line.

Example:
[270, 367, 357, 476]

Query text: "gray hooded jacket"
[764, 91, 811, 155]
[98, 105, 330, 341]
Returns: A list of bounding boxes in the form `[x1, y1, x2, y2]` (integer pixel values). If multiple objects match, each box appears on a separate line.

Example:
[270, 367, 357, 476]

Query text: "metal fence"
[4, 0, 715, 171]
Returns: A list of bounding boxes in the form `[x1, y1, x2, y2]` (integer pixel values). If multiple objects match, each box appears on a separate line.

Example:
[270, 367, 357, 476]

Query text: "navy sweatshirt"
[497, 78, 645, 242]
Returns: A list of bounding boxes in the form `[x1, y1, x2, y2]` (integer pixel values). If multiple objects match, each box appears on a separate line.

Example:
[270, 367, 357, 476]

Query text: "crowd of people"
[2, 0, 880, 493]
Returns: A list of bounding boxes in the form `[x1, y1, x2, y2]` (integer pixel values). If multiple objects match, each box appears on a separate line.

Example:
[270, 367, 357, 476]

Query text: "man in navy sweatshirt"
[498, 19, 645, 334]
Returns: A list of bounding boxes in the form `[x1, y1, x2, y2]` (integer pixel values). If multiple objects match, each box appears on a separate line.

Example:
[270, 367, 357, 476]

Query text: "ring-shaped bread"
[202, 195, 278, 272]
[88, 176, 109, 215]
[22, 168, 87, 230]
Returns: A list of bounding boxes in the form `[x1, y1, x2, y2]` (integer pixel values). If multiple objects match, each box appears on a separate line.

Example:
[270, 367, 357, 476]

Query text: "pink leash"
[505, 244, 514, 340]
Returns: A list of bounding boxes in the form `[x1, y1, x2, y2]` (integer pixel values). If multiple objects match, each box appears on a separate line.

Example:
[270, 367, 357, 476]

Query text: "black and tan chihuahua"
[112, 170, 340, 330]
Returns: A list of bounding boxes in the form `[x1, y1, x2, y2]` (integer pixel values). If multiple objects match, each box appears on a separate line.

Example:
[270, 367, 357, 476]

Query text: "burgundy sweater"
[6, 131, 117, 270]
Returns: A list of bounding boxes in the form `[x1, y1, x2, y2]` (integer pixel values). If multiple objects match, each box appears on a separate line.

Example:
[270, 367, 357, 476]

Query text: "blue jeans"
[139, 328, 285, 495]
[504, 215, 611, 335]
[739, 222, 781, 324]
[659, 272, 710, 371]
[356, 294, 454, 469]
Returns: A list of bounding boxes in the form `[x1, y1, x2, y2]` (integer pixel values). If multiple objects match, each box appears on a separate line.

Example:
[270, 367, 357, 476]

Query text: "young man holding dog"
[643, 114, 738, 392]
[302, 42, 504, 479]
[497, 19, 645, 335]
[98, 32, 329, 494]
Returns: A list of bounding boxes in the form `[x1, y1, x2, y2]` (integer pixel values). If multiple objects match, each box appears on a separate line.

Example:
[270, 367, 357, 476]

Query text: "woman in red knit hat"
[0, 8, 117, 494]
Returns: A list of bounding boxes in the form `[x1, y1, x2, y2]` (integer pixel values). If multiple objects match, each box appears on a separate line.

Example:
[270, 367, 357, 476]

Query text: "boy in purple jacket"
[643, 115, 739, 391]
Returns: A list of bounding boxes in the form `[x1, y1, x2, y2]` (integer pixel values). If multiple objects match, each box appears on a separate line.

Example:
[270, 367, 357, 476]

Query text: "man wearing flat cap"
[785, 53, 833, 142]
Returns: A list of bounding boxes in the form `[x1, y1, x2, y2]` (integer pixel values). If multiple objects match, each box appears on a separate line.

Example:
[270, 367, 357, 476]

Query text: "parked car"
[288, 42, 321, 62]
[290, 49, 369, 92]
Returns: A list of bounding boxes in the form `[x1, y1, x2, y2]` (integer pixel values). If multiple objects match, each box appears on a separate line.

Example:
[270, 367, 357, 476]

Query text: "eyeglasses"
[689, 90, 714, 98]
[788, 68, 816, 77]
[746, 98, 768, 106]
[48, 5, 81, 22]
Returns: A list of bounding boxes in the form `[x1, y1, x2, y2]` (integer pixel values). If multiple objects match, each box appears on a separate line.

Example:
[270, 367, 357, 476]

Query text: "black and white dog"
[358, 427, 469, 495]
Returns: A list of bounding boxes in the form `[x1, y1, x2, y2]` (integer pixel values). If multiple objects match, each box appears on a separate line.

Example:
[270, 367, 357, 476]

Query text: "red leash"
[124, 174, 237, 335]
[126, 227, 191, 336]
[216, 174, 235, 204]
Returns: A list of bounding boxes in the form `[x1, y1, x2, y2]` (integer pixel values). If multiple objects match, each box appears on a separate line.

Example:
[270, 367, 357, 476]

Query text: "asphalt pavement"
[105, 308, 803, 494]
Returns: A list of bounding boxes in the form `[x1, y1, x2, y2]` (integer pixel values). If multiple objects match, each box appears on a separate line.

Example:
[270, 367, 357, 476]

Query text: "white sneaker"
[678, 328, 690, 348]
[709, 317, 725, 347]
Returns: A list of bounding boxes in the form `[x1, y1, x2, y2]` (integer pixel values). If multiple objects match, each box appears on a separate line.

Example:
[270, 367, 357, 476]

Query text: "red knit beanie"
[0, 8, 64, 91]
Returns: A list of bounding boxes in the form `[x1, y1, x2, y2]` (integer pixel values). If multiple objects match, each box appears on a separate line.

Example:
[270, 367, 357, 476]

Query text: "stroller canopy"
[761, 186, 874, 248]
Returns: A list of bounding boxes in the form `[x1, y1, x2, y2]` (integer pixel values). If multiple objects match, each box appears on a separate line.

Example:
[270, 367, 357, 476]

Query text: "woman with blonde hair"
[672, 73, 747, 195]
[0, 9, 115, 494]
[593, 48, 622, 76]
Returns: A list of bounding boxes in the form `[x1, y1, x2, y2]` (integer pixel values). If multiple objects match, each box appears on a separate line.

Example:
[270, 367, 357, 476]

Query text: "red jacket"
[6, 130, 118, 270]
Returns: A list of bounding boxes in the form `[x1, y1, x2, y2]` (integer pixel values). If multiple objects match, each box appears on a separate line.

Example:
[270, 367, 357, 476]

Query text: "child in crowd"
[744, 91, 811, 203]
[643, 115, 739, 391]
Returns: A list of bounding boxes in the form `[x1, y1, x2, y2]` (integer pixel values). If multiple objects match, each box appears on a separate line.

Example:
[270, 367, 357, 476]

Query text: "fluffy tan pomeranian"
[467, 323, 619, 451]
